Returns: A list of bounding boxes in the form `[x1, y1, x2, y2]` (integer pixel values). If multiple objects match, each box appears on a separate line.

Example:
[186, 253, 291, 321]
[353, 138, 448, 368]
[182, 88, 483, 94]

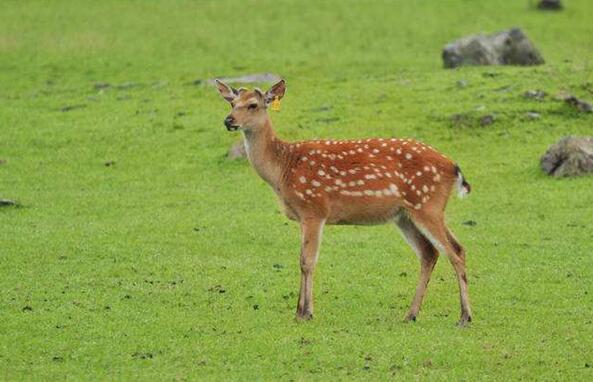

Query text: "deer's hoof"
[295, 311, 313, 321]
[456, 315, 472, 328]
[403, 313, 417, 322]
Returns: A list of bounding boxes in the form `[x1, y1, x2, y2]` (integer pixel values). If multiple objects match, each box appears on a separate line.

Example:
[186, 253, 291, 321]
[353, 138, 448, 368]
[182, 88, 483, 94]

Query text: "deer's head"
[215, 79, 286, 132]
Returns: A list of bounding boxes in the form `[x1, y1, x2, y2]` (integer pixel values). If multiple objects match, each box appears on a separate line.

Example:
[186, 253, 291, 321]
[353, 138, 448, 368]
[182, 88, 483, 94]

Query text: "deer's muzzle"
[224, 115, 239, 131]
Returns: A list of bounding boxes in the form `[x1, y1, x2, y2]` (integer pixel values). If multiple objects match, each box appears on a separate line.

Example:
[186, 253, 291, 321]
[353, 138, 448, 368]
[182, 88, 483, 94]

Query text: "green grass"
[2, 0, 593, 380]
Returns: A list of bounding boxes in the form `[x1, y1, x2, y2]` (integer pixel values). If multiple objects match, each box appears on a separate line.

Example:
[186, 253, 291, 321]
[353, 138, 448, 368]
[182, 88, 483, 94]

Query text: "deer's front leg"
[296, 217, 325, 321]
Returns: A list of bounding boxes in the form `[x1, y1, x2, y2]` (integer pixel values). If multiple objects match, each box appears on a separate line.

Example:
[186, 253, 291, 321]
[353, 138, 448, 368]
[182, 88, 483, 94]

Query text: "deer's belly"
[326, 202, 403, 225]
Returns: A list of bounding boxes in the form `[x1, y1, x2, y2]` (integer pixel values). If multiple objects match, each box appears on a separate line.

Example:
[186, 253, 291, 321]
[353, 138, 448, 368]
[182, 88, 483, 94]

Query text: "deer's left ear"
[264, 79, 286, 105]
[215, 80, 238, 103]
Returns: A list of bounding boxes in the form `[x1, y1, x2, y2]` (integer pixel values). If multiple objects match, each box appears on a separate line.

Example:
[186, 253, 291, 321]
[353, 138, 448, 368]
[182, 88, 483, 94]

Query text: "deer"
[215, 79, 473, 326]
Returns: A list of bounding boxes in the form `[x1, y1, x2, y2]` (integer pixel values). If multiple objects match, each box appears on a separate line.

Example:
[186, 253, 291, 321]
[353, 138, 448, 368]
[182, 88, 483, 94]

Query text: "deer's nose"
[224, 115, 237, 130]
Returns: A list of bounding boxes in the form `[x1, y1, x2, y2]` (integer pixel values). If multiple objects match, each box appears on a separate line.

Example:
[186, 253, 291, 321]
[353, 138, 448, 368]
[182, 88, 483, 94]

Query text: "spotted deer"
[216, 79, 473, 326]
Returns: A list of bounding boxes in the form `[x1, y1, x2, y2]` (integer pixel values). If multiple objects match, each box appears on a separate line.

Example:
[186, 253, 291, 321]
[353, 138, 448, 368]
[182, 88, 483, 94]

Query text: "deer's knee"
[300, 257, 316, 273]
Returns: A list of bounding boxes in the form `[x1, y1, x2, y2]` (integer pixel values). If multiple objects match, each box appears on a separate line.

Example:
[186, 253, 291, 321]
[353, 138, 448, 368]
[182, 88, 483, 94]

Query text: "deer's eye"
[248, 103, 257, 110]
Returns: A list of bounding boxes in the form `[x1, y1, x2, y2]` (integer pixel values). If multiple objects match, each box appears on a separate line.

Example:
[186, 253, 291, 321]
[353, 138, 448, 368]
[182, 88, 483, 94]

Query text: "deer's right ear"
[215, 80, 238, 103]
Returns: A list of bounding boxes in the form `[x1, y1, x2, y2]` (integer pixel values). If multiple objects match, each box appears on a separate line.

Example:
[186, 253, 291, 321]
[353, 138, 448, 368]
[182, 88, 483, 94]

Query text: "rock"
[456, 80, 468, 88]
[443, 28, 544, 68]
[114, 82, 142, 90]
[206, 73, 282, 86]
[479, 114, 495, 126]
[227, 139, 247, 160]
[0, 199, 18, 207]
[450, 113, 473, 128]
[538, 0, 562, 10]
[450, 113, 495, 128]
[60, 104, 87, 112]
[188, 79, 203, 86]
[564, 96, 593, 113]
[541, 137, 593, 177]
[94, 82, 110, 90]
[315, 117, 340, 124]
[525, 111, 541, 120]
[524, 90, 546, 100]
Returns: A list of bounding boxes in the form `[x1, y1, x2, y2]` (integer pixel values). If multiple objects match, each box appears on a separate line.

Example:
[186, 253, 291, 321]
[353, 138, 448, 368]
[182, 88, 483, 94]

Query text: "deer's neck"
[242, 118, 288, 189]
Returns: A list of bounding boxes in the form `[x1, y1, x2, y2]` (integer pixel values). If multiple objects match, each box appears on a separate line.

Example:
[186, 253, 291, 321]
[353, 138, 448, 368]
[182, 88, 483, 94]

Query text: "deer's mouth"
[226, 125, 239, 132]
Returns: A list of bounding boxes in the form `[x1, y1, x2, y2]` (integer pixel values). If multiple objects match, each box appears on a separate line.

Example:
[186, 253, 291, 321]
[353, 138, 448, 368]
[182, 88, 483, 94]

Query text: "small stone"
[188, 79, 203, 86]
[523, 90, 547, 100]
[450, 113, 472, 128]
[94, 82, 111, 90]
[0, 199, 18, 207]
[60, 104, 87, 112]
[525, 111, 541, 120]
[538, 0, 562, 10]
[564, 96, 592, 113]
[115, 82, 141, 90]
[208, 284, 225, 293]
[104, 160, 115, 167]
[479, 114, 495, 126]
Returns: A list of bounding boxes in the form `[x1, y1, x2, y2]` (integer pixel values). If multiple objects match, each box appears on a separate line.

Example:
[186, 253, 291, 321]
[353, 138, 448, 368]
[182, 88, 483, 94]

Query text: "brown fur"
[216, 80, 473, 325]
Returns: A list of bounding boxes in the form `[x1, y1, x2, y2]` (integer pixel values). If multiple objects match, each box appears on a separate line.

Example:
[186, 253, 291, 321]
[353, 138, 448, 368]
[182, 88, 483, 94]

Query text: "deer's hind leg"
[395, 214, 439, 322]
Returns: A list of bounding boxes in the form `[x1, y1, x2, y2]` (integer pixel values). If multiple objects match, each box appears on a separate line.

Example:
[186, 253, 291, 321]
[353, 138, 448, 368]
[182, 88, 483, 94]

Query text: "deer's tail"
[454, 164, 471, 199]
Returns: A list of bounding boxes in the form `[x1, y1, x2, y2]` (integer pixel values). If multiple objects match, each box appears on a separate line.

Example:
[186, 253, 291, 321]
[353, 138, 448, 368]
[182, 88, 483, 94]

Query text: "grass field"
[2, 0, 593, 380]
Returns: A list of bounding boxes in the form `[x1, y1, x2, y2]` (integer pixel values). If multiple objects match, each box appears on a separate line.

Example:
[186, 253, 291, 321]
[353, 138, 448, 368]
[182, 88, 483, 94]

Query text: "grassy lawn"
[1, 0, 593, 380]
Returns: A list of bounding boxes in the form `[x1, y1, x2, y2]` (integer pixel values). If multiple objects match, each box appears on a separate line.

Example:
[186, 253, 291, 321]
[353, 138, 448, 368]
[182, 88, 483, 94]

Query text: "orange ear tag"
[271, 96, 281, 112]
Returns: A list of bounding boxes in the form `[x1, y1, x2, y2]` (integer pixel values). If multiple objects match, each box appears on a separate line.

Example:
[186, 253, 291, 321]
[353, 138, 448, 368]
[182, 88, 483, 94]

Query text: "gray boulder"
[443, 28, 544, 69]
[541, 137, 593, 177]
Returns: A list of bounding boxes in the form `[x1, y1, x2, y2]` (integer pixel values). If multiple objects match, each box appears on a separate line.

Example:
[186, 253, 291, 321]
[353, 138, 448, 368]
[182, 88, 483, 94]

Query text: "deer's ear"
[264, 79, 286, 105]
[215, 80, 238, 103]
